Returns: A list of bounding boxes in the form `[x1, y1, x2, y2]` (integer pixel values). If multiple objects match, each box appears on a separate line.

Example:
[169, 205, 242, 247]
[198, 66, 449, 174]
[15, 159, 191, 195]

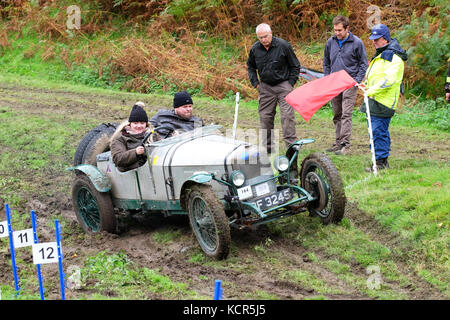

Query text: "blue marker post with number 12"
[55, 219, 65, 300]
[31, 210, 45, 300]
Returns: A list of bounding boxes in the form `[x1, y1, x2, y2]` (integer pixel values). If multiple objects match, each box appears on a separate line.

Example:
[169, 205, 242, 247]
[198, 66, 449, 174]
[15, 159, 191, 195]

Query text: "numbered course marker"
[13, 228, 34, 248]
[32, 242, 59, 265]
[0, 221, 8, 238]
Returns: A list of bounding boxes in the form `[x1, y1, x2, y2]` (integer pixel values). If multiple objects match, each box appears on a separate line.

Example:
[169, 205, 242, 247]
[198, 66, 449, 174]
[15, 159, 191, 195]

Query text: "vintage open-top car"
[68, 124, 346, 259]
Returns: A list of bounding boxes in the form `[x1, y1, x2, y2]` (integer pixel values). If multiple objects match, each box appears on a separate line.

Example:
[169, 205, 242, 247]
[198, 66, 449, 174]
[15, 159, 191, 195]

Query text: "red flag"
[285, 70, 357, 122]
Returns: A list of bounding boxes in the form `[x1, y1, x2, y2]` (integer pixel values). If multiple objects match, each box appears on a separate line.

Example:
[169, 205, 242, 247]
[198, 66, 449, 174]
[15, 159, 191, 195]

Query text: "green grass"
[152, 228, 182, 244]
[280, 269, 344, 295]
[80, 250, 204, 299]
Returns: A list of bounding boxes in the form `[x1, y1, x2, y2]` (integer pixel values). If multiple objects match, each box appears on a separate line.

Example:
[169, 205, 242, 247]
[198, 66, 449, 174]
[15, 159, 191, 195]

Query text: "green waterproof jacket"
[364, 39, 407, 117]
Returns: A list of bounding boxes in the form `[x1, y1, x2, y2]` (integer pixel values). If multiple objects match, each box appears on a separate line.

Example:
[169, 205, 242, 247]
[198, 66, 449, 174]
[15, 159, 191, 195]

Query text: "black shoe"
[365, 158, 389, 172]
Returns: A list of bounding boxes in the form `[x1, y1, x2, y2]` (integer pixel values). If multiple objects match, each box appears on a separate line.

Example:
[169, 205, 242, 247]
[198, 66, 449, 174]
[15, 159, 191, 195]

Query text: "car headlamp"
[274, 156, 289, 172]
[230, 170, 245, 187]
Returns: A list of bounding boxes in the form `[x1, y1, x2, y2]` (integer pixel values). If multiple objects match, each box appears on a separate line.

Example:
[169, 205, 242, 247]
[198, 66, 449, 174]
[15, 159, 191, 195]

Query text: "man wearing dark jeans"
[323, 16, 368, 155]
[247, 23, 301, 154]
[360, 24, 407, 171]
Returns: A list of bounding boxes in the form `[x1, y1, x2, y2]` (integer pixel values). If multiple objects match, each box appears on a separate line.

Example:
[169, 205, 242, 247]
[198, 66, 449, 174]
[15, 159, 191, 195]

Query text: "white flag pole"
[232, 92, 240, 140]
[363, 90, 378, 176]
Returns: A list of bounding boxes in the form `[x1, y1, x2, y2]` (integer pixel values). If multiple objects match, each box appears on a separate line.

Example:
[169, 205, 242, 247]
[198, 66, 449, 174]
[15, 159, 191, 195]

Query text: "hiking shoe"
[326, 144, 341, 152]
[365, 158, 389, 172]
[335, 145, 350, 155]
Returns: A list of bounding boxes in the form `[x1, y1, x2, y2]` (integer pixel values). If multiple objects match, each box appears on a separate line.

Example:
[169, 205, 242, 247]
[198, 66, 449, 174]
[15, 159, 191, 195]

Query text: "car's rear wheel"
[187, 185, 230, 260]
[300, 153, 346, 224]
[72, 174, 117, 233]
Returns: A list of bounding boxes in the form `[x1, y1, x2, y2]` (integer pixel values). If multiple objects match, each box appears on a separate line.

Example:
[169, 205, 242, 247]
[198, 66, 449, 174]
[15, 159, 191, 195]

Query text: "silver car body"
[93, 125, 279, 214]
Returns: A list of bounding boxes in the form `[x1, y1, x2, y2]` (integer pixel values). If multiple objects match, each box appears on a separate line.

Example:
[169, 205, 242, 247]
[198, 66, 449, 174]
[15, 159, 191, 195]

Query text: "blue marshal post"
[5, 204, 20, 295]
[54, 219, 66, 300]
[31, 210, 45, 300]
[213, 279, 223, 300]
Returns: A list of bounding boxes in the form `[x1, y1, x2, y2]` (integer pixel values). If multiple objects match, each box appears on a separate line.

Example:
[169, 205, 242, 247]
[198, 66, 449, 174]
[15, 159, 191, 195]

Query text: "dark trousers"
[258, 81, 297, 153]
[370, 116, 391, 160]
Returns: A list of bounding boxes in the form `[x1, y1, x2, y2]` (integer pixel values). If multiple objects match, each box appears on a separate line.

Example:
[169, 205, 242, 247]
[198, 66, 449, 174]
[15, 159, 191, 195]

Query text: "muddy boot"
[326, 144, 340, 152]
[383, 157, 390, 169]
[365, 158, 388, 172]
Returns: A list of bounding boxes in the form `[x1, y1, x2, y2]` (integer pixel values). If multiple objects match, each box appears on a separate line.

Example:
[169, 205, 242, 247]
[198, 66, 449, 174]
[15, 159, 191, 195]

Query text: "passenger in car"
[110, 103, 153, 172]
[149, 91, 203, 138]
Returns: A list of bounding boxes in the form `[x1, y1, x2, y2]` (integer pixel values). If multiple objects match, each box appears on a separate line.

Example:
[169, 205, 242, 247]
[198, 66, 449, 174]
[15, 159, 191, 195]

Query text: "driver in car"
[149, 91, 203, 138]
[110, 103, 153, 172]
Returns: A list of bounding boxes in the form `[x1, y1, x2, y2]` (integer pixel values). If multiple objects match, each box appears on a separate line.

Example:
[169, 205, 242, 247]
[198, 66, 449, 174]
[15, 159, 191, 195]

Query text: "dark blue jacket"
[323, 32, 368, 83]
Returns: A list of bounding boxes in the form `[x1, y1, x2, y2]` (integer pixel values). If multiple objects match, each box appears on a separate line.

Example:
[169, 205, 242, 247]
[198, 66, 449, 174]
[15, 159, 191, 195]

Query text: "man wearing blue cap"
[360, 24, 407, 171]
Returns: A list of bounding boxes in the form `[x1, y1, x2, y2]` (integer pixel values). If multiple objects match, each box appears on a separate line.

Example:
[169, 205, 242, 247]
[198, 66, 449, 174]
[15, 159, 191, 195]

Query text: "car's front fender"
[179, 172, 214, 210]
[66, 164, 112, 193]
[188, 172, 213, 184]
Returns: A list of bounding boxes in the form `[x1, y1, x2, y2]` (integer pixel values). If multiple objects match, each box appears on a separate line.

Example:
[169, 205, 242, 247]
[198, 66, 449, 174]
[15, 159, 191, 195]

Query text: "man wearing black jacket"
[323, 16, 368, 155]
[150, 91, 203, 138]
[247, 23, 301, 154]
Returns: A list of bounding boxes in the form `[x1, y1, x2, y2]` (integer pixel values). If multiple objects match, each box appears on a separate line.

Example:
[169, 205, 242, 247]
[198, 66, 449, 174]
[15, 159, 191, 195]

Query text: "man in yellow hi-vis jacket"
[360, 24, 407, 171]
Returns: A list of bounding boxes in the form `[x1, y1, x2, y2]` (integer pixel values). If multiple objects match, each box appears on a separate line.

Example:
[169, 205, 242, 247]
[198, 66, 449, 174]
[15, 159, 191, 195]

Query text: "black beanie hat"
[128, 105, 148, 123]
[173, 91, 193, 108]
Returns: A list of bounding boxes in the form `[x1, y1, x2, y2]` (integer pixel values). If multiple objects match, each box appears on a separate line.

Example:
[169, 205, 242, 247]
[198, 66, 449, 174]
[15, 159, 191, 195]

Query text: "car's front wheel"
[187, 185, 230, 260]
[300, 153, 346, 224]
[72, 174, 117, 233]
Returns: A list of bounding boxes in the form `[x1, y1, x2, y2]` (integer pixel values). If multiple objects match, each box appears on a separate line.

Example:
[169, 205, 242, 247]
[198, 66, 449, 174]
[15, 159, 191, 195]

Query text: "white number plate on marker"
[0, 221, 8, 238]
[13, 229, 34, 248]
[237, 185, 253, 200]
[32, 242, 59, 265]
[255, 182, 270, 197]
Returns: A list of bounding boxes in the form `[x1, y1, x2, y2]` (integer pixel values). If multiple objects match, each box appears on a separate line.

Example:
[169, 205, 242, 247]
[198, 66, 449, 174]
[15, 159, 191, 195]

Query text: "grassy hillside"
[0, 0, 448, 98]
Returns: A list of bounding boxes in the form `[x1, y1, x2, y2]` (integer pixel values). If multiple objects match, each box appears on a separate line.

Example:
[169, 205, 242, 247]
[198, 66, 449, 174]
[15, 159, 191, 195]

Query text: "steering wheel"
[154, 125, 175, 140]
[141, 125, 175, 145]
[142, 130, 154, 145]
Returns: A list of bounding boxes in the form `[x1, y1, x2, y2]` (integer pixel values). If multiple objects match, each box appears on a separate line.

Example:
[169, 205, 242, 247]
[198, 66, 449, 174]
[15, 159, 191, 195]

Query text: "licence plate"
[252, 189, 292, 211]
[237, 185, 253, 200]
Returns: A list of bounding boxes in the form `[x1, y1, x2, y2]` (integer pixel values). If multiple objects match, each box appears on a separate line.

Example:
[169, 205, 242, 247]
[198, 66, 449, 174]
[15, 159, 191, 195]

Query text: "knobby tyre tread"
[300, 152, 346, 224]
[72, 174, 117, 233]
[187, 184, 230, 260]
[73, 123, 117, 166]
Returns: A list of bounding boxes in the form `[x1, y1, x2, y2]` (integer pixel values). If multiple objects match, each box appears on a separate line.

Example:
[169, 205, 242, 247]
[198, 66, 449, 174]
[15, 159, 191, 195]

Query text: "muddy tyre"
[80, 123, 117, 166]
[73, 123, 117, 166]
[300, 152, 346, 224]
[187, 185, 230, 260]
[72, 174, 117, 233]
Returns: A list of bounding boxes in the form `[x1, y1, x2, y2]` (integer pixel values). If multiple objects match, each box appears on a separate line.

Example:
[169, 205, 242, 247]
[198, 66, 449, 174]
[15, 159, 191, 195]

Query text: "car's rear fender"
[66, 164, 112, 193]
